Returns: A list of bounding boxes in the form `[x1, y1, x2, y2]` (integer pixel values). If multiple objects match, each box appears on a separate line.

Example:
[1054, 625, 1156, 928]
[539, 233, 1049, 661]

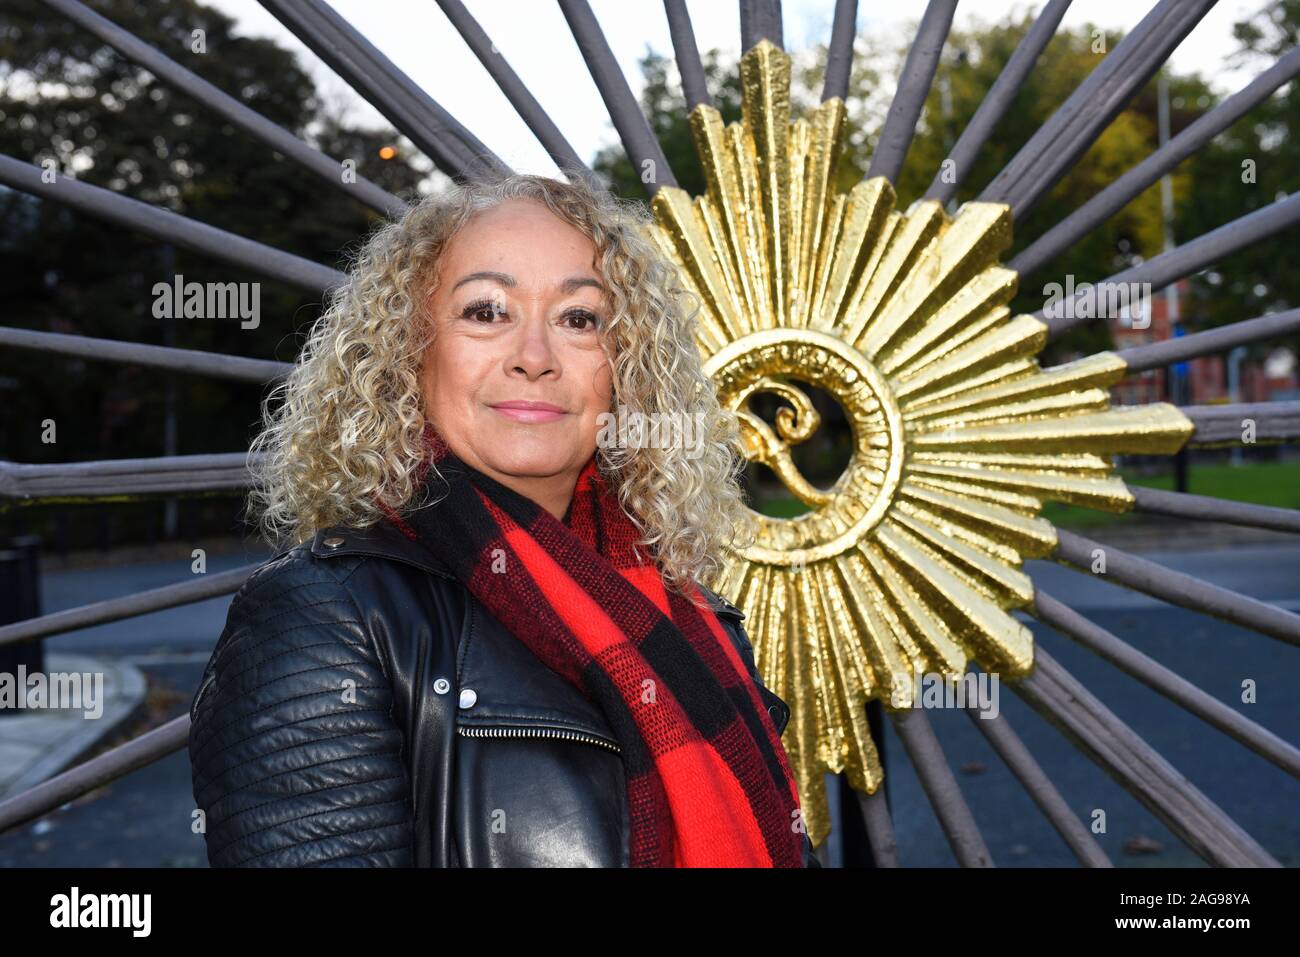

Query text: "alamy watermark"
[596, 404, 707, 459]
[1042, 276, 1152, 328]
[50, 886, 150, 936]
[152, 274, 260, 329]
[0, 666, 105, 719]
[890, 668, 1000, 719]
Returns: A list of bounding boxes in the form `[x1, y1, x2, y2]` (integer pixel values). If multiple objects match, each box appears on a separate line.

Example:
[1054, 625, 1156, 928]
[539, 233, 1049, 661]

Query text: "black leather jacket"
[189, 518, 819, 867]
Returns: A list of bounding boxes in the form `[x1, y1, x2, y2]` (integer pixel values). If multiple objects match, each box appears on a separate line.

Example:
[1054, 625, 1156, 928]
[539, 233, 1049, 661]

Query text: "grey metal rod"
[1033, 591, 1300, 779]
[980, 0, 1216, 220]
[852, 785, 900, 866]
[0, 453, 259, 501]
[740, 0, 784, 52]
[820, 0, 858, 103]
[259, 0, 506, 180]
[1041, 193, 1300, 339]
[557, 0, 678, 195]
[435, 0, 588, 173]
[282, 0, 506, 178]
[664, 0, 713, 111]
[1012, 47, 1300, 275]
[0, 155, 345, 293]
[3, 477, 248, 501]
[1053, 528, 1300, 647]
[0, 564, 257, 648]
[1129, 485, 1300, 535]
[1013, 647, 1280, 867]
[960, 694, 1112, 867]
[1184, 400, 1300, 445]
[1117, 308, 1300, 373]
[0, 716, 189, 834]
[0, 326, 290, 384]
[2, 452, 254, 478]
[866, 0, 958, 184]
[887, 707, 994, 866]
[2, 475, 248, 502]
[41, 0, 406, 218]
[262, 0, 437, 154]
[925, 0, 1072, 204]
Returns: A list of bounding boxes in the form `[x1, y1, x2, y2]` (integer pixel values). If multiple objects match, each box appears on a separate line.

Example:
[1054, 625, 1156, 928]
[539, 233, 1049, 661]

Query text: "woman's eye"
[565, 310, 600, 330]
[461, 299, 501, 322]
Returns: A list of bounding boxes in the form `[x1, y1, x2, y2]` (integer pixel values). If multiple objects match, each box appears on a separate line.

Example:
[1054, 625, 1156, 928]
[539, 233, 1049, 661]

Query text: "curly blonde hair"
[248, 169, 755, 596]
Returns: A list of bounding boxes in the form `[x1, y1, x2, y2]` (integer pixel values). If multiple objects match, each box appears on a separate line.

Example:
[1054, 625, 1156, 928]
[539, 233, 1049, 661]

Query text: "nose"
[505, 306, 558, 380]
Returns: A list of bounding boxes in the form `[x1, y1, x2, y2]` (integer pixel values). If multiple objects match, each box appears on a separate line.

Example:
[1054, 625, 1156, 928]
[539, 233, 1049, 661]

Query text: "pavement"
[0, 527, 1295, 867]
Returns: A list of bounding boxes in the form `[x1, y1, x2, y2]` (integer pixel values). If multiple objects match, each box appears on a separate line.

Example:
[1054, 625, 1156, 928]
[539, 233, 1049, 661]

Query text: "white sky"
[202, 0, 1271, 176]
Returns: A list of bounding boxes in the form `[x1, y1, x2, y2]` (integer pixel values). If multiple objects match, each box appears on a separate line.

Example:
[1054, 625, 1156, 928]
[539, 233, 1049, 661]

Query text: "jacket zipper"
[457, 724, 621, 754]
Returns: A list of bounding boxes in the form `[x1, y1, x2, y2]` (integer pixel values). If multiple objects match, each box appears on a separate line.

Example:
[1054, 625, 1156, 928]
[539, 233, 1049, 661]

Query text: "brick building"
[1107, 279, 1299, 407]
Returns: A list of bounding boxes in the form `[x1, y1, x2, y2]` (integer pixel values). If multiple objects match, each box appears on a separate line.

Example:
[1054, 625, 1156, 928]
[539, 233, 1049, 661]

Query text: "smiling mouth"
[489, 402, 568, 423]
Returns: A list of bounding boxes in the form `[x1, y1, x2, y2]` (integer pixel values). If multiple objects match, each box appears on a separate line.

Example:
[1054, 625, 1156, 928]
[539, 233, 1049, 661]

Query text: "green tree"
[1177, 0, 1300, 348]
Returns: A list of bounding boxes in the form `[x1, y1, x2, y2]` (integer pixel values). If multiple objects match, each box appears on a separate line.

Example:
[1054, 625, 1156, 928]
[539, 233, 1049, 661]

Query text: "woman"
[188, 170, 817, 867]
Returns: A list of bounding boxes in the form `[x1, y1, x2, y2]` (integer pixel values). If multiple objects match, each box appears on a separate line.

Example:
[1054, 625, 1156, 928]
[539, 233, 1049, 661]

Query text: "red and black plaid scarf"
[381, 423, 806, 867]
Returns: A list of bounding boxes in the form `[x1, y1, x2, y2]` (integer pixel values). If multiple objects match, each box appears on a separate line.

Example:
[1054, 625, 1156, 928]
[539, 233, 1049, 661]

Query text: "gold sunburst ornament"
[641, 40, 1195, 847]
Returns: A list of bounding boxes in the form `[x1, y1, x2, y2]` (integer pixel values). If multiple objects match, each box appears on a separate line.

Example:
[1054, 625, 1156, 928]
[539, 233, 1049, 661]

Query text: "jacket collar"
[308, 519, 456, 579]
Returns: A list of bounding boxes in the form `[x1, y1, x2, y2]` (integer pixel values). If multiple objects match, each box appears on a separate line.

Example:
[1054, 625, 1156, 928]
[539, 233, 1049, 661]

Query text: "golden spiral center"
[703, 329, 905, 567]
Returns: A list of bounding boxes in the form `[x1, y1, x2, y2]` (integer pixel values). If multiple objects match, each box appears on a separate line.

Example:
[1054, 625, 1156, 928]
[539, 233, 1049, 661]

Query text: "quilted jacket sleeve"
[188, 551, 415, 867]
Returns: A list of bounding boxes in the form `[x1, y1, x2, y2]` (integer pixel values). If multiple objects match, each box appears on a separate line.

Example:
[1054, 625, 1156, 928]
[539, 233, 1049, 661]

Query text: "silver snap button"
[767, 705, 781, 721]
[458, 688, 477, 709]
[433, 677, 450, 695]
[322, 536, 345, 548]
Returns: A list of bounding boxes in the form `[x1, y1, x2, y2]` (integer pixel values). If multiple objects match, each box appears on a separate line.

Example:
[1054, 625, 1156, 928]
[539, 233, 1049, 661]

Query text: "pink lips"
[490, 400, 568, 423]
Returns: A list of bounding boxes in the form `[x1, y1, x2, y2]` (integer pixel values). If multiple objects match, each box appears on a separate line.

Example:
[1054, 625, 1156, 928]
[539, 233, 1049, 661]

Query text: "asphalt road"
[0, 542, 1296, 868]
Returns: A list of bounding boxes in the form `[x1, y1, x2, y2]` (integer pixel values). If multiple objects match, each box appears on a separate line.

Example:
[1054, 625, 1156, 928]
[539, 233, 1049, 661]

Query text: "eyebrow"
[451, 271, 606, 295]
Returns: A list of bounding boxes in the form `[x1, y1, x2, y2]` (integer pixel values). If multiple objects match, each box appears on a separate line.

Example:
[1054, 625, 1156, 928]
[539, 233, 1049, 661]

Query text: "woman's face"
[421, 197, 615, 518]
